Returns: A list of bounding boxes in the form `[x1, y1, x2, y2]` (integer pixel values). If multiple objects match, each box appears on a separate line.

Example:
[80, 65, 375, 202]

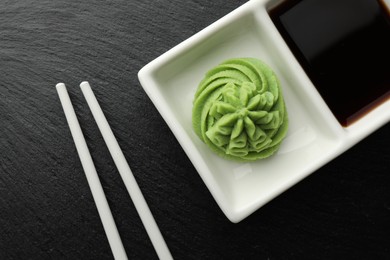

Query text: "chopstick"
[56, 83, 128, 260]
[79, 81, 173, 260]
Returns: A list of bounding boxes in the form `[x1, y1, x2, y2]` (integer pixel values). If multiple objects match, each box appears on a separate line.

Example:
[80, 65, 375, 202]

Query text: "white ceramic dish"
[138, 0, 390, 223]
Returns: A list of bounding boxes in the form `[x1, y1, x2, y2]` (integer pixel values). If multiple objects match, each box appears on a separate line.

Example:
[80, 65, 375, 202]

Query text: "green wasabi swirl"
[192, 58, 288, 161]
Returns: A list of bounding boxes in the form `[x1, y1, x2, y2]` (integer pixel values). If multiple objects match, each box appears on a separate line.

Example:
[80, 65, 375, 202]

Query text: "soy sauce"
[269, 0, 390, 127]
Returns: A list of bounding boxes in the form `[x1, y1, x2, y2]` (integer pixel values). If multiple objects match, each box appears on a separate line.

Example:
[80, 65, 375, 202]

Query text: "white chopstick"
[56, 83, 128, 260]
[79, 81, 173, 260]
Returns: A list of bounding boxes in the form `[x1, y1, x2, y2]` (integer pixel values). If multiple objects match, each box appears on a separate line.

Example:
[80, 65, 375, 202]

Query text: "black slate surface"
[0, 0, 389, 259]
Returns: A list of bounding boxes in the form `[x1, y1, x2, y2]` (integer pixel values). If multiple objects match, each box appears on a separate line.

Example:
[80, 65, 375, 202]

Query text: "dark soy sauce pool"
[269, 0, 390, 127]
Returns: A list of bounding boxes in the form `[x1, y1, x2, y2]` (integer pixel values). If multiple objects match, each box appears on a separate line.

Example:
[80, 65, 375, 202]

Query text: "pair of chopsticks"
[56, 82, 173, 260]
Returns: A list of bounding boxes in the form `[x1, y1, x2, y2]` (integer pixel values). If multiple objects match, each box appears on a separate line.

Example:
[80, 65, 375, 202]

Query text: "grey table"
[1, 0, 389, 259]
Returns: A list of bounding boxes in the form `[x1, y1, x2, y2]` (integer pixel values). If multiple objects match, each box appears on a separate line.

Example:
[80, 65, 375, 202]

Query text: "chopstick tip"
[56, 82, 66, 90]
[80, 81, 90, 88]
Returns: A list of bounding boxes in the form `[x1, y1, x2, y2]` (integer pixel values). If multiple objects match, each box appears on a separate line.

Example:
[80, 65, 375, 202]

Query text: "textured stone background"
[0, 0, 389, 259]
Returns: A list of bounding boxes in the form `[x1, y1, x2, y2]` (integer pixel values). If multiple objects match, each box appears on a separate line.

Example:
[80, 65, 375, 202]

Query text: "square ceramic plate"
[138, 0, 390, 222]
